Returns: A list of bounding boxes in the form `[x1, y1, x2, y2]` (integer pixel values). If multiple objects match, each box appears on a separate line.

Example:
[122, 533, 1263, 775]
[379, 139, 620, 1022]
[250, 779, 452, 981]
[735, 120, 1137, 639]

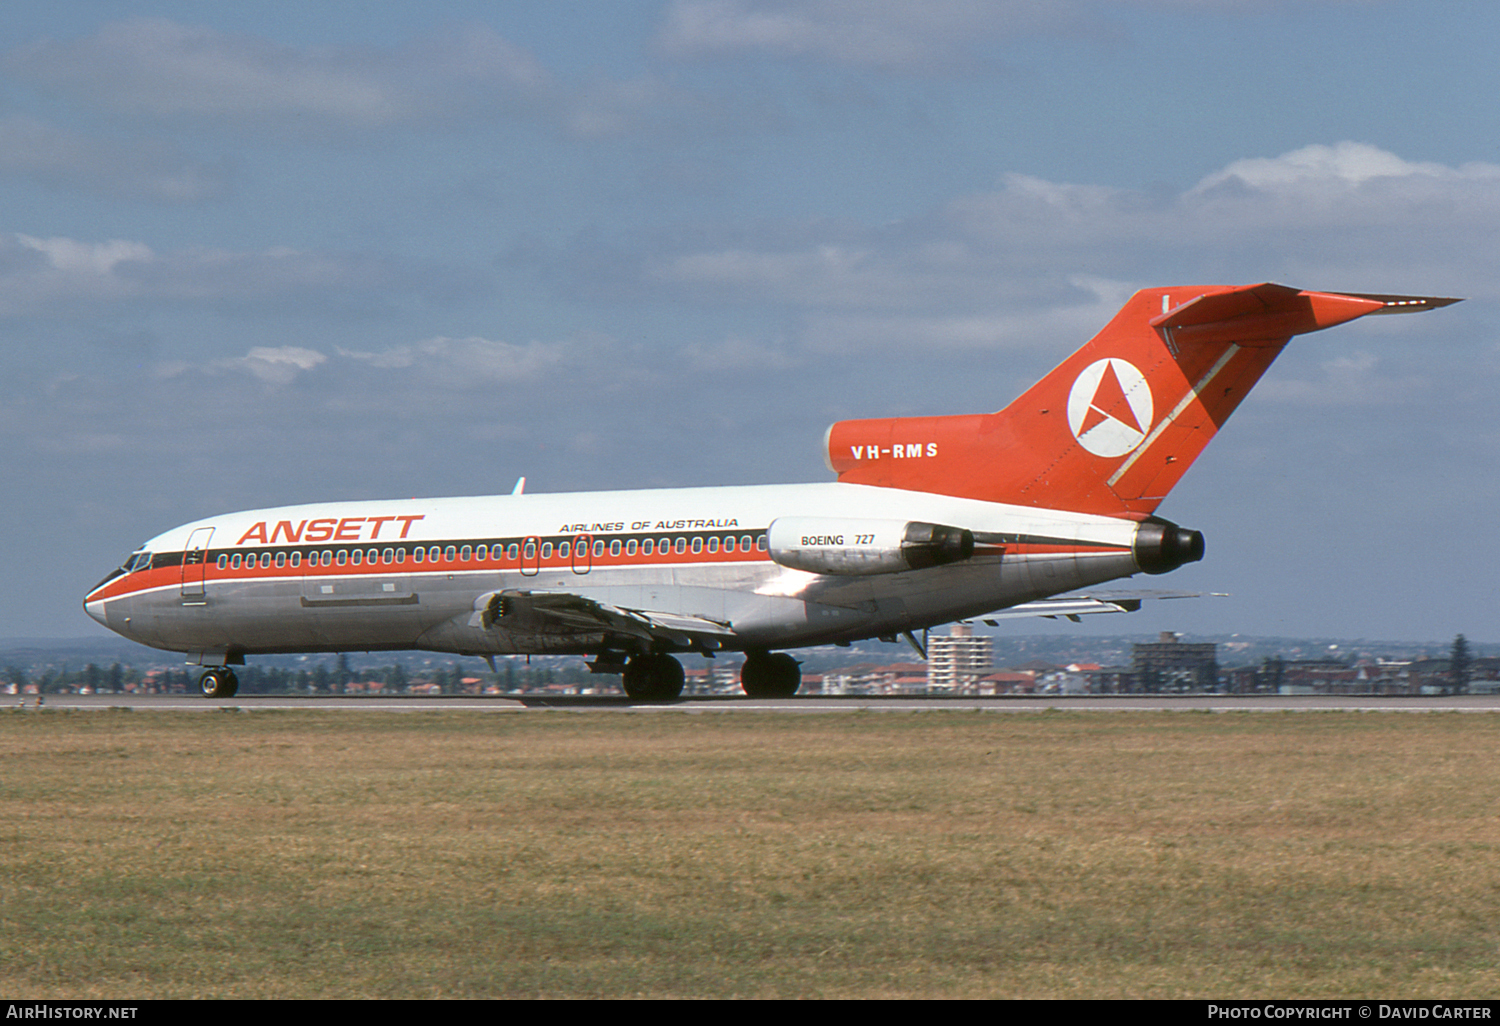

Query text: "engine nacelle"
[767, 517, 975, 576]
[1133, 516, 1205, 575]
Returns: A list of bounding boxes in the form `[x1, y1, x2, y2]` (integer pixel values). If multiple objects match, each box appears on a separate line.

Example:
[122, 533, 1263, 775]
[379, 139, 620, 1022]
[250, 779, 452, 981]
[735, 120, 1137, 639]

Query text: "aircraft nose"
[84, 596, 108, 627]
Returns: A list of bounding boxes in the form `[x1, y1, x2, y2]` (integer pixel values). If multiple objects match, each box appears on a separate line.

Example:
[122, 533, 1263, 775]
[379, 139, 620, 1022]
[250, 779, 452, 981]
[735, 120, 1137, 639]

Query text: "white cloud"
[1193, 142, 1471, 192]
[17, 234, 153, 276]
[680, 335, 801, 372]
[4, 18, 551, 130]
[609, 143, 1500, 337]
[650, 244, 892, 305]
[658, 0, 1088, 68]
[337, 336, 569, 386]
[1184, 142, 1500, 238]
[657, 0, 1355, 69]
[156, 345, 328, 386]
[0, 116, 227, 202]
[0, 235, 155, 311]
[218, 346, 328, 386]
[801, 276, 1135, 353]
[1, 19, 692, 140]
[157, 335, 570, 390]
[1256, 352, 1435, 408]
[0, 233, 428, 316]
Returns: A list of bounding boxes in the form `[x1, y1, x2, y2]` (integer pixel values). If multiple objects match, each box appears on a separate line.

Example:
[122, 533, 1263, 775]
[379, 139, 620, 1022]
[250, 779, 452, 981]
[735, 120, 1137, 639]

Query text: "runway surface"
[24, 693, 1500, 713]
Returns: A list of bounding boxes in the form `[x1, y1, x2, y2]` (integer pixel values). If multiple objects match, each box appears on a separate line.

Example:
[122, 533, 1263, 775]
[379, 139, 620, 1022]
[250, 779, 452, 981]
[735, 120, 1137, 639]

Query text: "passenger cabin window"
[475, 545, 487, 561]
[217, 555, 227, 570]
[625, 539, 637, 556]
[641, 539, 653, 556]
[412, 548, 424, 563]
[460, 545, 472, 562]
[724, 537, 735, 553]
[275, 552, 286, 568]
[336, 550, 347, 566]
[428, 546, 441, 562]
[351, 550, 363, 566]
[610, 540, 621, 557]
[290, 552, 301, 568]
[231, 554, 242, 569]
[383, 548, 394, 564]
[507, 543, 519, 560]
[675, 537, 687, 554]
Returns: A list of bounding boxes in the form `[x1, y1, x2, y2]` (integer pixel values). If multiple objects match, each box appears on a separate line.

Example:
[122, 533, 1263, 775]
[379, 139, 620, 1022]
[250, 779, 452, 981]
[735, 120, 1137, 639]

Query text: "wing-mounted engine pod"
[1133, 516, 1205, 575]
[767, 517, 975, 576]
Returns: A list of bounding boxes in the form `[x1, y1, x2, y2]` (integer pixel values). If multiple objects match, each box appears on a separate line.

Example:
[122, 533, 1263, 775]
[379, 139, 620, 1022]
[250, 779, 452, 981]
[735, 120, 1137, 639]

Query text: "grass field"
[3, 707, 1499, 999]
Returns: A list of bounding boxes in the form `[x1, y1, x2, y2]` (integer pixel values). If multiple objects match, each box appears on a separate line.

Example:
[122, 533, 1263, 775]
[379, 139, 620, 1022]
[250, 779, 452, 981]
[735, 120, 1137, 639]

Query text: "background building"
[1132, 632, 1219, 692]
[927, 624, 994, 692]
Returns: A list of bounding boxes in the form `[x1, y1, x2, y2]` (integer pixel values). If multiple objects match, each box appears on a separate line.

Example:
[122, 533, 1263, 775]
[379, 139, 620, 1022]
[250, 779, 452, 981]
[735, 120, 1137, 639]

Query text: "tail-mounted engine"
[767, 517, 975, 576]
[1133, 516, 1205, 575]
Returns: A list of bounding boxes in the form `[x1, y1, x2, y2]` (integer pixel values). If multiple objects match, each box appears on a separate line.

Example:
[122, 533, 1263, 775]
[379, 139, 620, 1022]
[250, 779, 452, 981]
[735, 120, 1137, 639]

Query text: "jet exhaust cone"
[1134, 518, 1205, 575]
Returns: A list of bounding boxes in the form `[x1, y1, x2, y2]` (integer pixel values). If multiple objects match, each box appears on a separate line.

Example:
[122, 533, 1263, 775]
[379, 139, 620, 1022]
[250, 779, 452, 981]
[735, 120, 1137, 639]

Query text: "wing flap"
[469, 589, 735, 645]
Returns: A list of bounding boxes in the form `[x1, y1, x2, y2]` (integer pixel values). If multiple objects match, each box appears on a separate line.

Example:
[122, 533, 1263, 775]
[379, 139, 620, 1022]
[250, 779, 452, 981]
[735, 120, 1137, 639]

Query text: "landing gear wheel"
[740, 652, 800, 698]
[198, 668, 239, 699]
[621, 654, 685, 701]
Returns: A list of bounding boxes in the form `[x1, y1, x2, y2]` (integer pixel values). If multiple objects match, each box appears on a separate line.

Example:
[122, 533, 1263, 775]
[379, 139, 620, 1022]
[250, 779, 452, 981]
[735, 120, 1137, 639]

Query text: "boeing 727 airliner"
[84, 283, 1458, 699]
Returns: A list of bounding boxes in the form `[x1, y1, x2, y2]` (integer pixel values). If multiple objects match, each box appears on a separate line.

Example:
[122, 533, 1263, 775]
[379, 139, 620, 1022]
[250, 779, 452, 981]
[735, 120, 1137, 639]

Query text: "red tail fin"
[825, 284, 1457, 516]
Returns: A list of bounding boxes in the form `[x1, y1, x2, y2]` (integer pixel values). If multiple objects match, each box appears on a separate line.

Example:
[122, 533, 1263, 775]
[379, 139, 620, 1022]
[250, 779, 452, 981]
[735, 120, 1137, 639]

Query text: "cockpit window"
[123, 550, 152, 574]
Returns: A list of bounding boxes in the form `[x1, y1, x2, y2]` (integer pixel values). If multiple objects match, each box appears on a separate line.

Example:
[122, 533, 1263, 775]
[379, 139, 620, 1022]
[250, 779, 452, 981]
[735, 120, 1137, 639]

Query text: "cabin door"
[180, 527, 214, 601]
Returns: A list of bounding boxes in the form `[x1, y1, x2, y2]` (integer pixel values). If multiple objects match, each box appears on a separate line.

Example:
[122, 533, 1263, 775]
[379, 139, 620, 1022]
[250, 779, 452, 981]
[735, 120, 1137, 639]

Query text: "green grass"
[3, 709, 1500, 998]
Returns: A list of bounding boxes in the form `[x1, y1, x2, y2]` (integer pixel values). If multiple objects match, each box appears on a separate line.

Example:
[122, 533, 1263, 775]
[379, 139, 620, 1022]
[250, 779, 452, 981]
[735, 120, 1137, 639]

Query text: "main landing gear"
[740, 651, 800, 699]
[621, 653, 685, 701]
[197, 668, 239, 699]
[618, 650, 802, 700]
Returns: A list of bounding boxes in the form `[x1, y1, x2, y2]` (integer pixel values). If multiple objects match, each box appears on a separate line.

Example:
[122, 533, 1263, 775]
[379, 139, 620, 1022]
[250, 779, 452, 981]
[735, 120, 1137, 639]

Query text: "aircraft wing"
[976, 589, 1204, 624]
[467, 589, 736, 647]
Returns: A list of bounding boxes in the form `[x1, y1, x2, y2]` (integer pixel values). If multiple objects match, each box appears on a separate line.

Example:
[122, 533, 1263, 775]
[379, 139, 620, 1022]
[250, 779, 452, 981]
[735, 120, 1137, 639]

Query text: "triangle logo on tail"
[1067, 358, 1153, 458]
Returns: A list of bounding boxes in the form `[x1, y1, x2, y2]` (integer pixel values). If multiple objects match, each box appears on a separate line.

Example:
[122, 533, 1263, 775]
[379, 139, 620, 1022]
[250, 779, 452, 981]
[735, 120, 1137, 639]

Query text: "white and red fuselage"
[83, 483, 1158, 659]
[83, 283, 1456, 697]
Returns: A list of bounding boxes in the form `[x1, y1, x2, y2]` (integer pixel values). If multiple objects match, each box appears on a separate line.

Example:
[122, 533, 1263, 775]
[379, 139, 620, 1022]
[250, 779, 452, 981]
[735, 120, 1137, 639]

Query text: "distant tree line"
[3, 657, 619, 695]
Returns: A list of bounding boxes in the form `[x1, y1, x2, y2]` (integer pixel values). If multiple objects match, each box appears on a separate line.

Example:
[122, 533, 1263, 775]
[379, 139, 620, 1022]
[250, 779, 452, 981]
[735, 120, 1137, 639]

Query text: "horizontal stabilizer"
[977, 589, 1202, 624]
[1150, 283, 1461, 347]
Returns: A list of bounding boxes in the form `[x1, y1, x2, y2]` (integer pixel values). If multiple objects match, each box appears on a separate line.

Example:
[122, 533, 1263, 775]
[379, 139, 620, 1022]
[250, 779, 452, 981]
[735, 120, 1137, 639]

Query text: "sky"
[3, 0, 1498, 645]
